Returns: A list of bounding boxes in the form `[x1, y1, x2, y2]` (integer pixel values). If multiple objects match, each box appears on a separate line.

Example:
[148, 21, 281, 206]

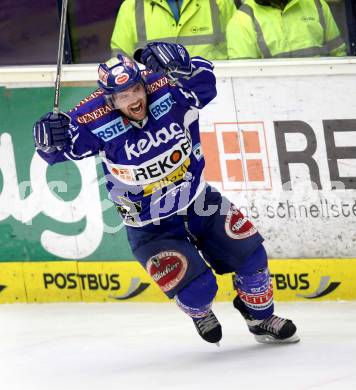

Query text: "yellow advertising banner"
[77, 261, 165, 302]
[0, 262, 27, 303]
[269, 259, 356, 301]
[0, 259, 355, 304]
[22, 261, 81, 303]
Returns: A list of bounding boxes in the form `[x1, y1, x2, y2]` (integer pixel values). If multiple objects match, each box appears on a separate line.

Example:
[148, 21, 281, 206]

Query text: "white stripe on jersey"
[190, 66, 214, 78]
[191, 58, 213, 67]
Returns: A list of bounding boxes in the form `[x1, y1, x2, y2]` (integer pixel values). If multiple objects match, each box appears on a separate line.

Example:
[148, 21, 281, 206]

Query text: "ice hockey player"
[33, 42, 299, 345]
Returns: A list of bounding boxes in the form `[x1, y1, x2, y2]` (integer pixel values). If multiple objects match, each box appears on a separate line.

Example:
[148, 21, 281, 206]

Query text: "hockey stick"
[53, 0, 69, 115]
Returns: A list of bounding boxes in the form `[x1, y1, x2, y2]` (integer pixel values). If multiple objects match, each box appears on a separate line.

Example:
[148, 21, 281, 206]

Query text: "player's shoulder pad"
[67, 88, 115, 126]
[69, 88, 106, 113]
[144, 71, 171, 96]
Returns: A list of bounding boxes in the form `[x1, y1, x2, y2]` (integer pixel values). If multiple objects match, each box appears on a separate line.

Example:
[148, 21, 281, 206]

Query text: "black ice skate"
[233, 296, 300, 344]
[192, 310, 222, 345]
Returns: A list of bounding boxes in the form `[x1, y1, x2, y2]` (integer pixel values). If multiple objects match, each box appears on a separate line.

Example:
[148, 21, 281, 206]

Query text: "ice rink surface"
[1, 301, 355, 390]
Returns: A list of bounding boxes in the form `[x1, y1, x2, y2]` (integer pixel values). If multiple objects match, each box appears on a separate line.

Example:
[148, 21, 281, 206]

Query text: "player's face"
[111, 82, 147, 121]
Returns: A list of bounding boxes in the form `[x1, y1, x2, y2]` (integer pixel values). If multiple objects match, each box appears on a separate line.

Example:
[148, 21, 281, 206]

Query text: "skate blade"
[254, 333, 300, 344]
[215, 342, 220, 347]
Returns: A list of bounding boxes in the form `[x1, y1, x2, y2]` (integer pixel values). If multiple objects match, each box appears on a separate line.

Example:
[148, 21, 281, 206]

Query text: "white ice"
[1, 301, 356, 390]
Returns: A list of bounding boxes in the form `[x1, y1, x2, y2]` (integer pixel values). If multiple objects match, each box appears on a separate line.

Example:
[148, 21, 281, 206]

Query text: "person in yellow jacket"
[111, 0, 236, 60]
[227, 0, 347, 59]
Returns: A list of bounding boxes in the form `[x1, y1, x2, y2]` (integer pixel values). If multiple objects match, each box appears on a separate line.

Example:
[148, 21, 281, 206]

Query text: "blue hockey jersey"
[37, 57, 217, 226]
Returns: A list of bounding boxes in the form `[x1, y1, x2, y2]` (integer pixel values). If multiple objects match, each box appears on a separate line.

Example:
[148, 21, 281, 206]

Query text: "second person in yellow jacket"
[227, 0, 346, 59]
[111, 0, 236, 60]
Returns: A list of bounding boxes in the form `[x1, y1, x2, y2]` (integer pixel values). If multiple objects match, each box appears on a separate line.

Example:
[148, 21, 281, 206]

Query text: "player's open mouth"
[130, 102, 143, 114]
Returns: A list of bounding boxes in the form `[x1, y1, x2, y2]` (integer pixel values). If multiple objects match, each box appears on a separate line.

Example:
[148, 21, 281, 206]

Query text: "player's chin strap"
[129, 117, 148, 129]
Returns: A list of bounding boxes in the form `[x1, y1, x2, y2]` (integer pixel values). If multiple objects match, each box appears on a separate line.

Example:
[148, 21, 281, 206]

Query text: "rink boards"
[0, 259, 355, 304]
[1, 58, 356, 263]
[1, 59, 356, 305]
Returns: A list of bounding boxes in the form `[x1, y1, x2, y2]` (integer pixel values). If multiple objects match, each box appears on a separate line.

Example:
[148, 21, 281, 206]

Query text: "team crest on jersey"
[225, 205, 257, 240]
[115, 197, 142, 224]
[146, 251, 188, 292]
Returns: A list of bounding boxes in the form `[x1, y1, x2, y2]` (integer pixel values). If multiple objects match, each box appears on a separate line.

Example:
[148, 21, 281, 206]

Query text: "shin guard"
[234, 245, 273, 320]
[175, 269, 218, 318]
[234, 267, 274, 320]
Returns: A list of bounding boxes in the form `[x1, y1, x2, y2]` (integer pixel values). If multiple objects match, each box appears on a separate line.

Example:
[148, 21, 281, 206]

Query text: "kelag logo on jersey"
[149, 92, 174, 119]
[92, 116, 132, 142]
[124, 122, 186, 161]
[108, 129, 192, 186]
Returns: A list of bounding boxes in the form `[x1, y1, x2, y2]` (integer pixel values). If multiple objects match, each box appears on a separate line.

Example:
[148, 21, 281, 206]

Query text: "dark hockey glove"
[33, 112, 70, 151]
[134, 42, 192, 80]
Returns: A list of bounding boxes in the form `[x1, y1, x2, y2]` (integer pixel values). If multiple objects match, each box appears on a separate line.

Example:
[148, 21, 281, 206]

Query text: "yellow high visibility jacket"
[227, 0, 346, 59]
[111, 0, 236, 60]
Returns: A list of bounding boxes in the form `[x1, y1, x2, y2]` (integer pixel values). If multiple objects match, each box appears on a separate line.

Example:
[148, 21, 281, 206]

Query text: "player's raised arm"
[33, 111, 70, 154]
[33, 107, 103, 166]
[33, 111, 72, 165]
[134, 42, 217, 109]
